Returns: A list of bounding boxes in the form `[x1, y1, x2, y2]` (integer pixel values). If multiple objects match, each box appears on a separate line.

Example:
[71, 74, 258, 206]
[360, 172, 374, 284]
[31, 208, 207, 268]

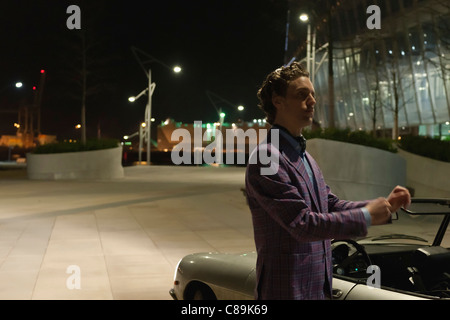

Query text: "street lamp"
[129, 46, 181, 165]
[173, 66, 182, 73]
[0, 81, 24, 94]
[299, 13, 316, 82]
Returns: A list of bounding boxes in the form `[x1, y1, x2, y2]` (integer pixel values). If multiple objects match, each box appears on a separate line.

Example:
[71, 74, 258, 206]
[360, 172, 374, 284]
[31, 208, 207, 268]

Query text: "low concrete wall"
[307, 139, 406, 201]
[27, 146, 124, 180]
[397, 148, 450, 198]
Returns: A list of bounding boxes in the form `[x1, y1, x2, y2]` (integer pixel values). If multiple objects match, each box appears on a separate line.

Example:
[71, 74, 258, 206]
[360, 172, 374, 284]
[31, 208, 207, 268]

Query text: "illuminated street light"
[173, 66, 182, 73]
[15, 82, 23, 88]
[128, 96, 136, 102]
[300, 13, 312, 77]
[237, 105, 244, 111]
[299, 13, 309, 22]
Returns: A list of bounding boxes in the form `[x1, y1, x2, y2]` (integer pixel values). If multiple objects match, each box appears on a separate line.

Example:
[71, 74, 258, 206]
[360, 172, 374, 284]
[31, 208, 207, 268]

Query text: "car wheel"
[187, 282, 217, 300]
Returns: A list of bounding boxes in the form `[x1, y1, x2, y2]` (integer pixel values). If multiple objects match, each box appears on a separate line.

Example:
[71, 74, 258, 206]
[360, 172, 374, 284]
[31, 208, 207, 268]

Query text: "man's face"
[273, 76, 316, 132]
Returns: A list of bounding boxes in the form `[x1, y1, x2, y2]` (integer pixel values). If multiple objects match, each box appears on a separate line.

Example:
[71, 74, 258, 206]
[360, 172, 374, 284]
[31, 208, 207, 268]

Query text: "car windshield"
[364, 200, 450, 248]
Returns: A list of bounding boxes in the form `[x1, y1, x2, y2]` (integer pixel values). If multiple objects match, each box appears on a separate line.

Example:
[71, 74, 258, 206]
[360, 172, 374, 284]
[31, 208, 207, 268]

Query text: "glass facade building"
[292, 0, 450, 138]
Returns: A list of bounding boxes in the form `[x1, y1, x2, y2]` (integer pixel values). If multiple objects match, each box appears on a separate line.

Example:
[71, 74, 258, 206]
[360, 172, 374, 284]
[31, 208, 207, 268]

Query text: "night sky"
[1, 0, 290, 140]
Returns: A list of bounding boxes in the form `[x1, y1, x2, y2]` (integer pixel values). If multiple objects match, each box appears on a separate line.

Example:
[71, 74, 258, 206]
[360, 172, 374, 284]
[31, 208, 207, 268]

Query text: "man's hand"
[365, 197, 393, 225]
[387, 185, 411, 213]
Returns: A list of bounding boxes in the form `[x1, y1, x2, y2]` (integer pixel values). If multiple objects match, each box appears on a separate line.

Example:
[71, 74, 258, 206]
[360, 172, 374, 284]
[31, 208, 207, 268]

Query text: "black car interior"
[332, 241, 450, 298]
[333, 199, 450, 299]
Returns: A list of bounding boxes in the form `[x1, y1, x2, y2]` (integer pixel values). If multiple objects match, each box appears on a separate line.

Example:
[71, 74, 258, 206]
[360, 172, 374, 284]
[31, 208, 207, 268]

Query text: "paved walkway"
[0, 165, 255, 299]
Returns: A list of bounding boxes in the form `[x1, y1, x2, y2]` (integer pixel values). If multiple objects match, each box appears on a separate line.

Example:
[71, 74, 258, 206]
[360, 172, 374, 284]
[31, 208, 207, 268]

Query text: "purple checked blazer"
[245, 128, 369, 300]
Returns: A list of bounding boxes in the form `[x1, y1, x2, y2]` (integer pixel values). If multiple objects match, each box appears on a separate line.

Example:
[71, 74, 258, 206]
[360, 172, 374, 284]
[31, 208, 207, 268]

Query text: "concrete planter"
[397, 148, 450, 198]
[306, 138, 406, 200]
[27, 146, 124, 180]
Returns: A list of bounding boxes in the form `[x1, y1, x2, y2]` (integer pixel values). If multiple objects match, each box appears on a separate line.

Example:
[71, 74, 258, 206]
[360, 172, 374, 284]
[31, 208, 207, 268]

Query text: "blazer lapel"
[278, 135, 321, 212]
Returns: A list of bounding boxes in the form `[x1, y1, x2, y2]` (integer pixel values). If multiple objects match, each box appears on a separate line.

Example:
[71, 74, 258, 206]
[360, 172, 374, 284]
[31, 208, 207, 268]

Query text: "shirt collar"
[271, 124, 306, 156]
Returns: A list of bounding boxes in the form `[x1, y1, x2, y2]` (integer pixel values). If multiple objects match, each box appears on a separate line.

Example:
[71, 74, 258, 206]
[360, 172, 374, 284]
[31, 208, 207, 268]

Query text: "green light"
[220, 112, 225, 118]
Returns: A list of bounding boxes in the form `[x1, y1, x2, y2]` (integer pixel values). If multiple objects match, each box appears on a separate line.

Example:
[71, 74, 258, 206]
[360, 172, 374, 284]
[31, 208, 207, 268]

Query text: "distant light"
[299, 14, 309, 22]
[237, 105, 244, 111]
[141, 122, 146, 128]
[32, 86, 36, 90]
[123, 135, 129, 140]
[75, 124, 81, 129]
[40, 69, 45, 74]
[151, 118, 155, 122]
[220, 112, 226, 118]
[128, 96, 136, 102]
[173, 66, 182, 73]
[15, 82, 23, 88]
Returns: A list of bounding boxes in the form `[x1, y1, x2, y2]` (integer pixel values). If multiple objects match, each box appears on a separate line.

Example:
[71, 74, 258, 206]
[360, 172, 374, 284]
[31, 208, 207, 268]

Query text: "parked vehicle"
[170, 198, 450, 300]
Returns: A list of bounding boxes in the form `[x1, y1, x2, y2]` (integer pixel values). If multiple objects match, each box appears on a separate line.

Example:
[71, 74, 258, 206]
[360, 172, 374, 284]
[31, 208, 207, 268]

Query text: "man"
[245, 62, 411, 300]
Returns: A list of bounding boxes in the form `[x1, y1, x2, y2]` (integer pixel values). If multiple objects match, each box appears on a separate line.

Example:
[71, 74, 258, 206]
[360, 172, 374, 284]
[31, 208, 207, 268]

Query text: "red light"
[33, 86, 36, 90]
[40, 69, 45, 74]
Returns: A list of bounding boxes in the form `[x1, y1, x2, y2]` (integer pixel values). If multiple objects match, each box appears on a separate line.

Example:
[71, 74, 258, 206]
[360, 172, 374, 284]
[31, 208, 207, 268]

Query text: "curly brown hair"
[257, 62, 310, 125]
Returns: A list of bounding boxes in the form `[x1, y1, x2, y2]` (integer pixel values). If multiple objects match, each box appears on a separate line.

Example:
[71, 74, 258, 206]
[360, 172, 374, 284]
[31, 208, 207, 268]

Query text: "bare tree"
[55, 1, 119, 144]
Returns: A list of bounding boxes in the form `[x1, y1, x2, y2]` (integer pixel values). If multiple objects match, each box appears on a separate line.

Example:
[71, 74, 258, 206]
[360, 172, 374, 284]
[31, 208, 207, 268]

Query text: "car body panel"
[344, 284, 427, 300]
[172, 252, 256, 300]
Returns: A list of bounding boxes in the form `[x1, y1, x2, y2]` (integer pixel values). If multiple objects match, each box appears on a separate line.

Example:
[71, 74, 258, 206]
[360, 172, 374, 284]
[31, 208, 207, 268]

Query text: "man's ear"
[272, 94, 284, 110]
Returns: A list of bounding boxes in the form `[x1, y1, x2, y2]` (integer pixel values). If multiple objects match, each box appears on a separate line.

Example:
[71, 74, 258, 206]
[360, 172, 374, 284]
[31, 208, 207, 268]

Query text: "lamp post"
[128, 83, 155, 165]
[0, 81, 23, 94]
[299, 13, 316, 83]
[128, 46, 181, 165]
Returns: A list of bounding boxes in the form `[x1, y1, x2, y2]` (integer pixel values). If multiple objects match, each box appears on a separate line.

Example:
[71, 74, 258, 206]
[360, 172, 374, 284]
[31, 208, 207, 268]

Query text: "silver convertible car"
[170, 198, 450, 300]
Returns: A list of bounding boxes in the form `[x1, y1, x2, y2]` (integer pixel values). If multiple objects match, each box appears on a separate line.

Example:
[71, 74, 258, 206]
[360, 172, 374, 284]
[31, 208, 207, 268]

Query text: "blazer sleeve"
[327, 186, 370, 212]
[246, 157, 368, 243]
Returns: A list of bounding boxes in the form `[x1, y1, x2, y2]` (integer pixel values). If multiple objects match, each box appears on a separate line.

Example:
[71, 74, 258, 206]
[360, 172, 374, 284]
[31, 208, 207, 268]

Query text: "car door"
[331, 277, 358, 300]
[344, 284, 427, 300]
